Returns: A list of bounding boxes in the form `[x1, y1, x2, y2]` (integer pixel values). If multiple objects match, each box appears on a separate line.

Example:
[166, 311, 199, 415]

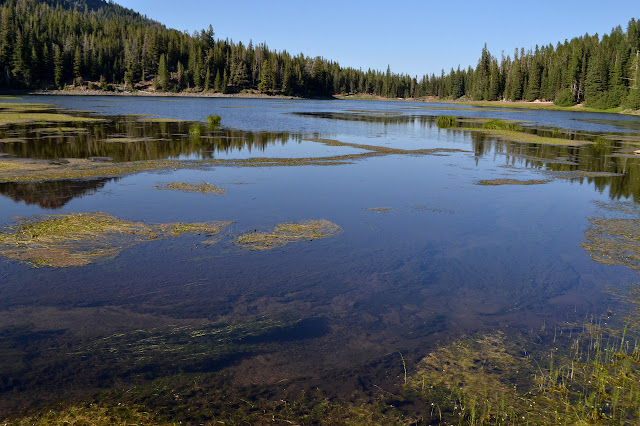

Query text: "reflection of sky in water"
[16, 95, 640, 134]
[177, 138, 369, 160]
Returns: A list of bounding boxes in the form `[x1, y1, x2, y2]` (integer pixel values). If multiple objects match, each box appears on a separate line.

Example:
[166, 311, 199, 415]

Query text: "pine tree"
[157, 53, 168, 91]
[258, 58, 273, 93]
[73, 46, 82, 85]
[204, 67, 211, 91]
[213, 70, 222, 92]
[53, 44, 64, 89]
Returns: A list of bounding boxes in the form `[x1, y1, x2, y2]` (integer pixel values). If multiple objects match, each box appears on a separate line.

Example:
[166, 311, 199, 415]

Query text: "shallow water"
[1, 96, 640, 413]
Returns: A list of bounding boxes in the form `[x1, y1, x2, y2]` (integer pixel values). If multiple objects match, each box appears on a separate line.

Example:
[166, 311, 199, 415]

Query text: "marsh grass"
[206, 114, 221, 128]
[0, 212, 231, 267]
[189, 122, 205, 137]
[155, 181, 225, 195]
[477, 178, 551, 186]
[436, 115, 457, 128]
[0, 112, 103, 125]
[236, 219, 342, 250]
[481, 119, 523, 131]
[455, 100, 624, 114]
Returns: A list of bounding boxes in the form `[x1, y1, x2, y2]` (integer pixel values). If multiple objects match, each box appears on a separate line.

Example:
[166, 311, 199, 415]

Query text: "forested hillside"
[0, 0, 639, 109]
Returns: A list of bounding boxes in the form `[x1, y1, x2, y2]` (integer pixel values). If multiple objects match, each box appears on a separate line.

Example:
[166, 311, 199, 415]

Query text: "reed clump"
[206, 114, 221, 128]
[436, 115, 457, 128]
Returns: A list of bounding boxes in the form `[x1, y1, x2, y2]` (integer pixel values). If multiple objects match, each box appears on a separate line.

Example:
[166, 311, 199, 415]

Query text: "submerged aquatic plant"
[409, 317, 640, 425]
[581, 201, 640, 271]
[236, 219, 342, 250]
[0, 212, 231, 267]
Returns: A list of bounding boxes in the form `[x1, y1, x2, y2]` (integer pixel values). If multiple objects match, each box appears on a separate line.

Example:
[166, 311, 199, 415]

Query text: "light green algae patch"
[236, 219, 342, 250]
[155, 182, 225, 195]
[0, 212, 232, 267]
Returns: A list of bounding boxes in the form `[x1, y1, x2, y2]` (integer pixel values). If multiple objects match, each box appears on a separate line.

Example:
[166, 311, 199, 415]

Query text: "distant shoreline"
[3, 89, 639, 115]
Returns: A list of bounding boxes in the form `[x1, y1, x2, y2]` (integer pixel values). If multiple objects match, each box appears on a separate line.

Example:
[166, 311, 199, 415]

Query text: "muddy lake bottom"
[1, 96, 640, 423]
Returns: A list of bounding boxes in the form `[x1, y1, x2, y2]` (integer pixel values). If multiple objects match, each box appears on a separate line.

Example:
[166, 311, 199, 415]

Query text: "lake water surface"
[1, 96, 640, 417]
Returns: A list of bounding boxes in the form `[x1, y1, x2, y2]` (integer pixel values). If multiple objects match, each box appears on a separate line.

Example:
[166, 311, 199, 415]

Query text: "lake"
[1, 96, 640, 421]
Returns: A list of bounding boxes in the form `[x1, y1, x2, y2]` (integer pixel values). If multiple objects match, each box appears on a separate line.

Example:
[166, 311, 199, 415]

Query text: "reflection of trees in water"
[0, 120, 302, 161]
[0, 178, 116, 209]
[469, 132, 640, 202]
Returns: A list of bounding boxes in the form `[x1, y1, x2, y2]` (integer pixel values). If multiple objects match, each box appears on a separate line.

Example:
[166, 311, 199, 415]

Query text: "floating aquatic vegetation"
[552, 170, 626, 179]
[366, 207, 396, 212]
[410, 331, 528, 424]
[582, 217, 640, 271]
[305, 137, 469, 156]
[0, 212, 231, 267]
[476, 178, 550, 185]
[155, 182, 225, 195]
[0, 155, 368, 184]
[236, 219, 342, 250]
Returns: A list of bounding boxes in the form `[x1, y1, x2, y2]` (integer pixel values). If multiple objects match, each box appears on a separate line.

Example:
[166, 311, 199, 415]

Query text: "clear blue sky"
[114, 0, 638, 78]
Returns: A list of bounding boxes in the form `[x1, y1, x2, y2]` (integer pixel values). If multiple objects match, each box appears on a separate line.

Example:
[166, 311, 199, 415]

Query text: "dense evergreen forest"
[0, 0, 639, 109]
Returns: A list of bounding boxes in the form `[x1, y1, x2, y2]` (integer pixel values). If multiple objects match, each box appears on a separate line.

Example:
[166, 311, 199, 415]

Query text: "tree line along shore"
[0, 0, 639, 111]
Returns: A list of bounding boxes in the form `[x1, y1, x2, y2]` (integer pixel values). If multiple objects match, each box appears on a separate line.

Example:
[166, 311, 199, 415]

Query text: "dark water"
[1, 96, 640, 413]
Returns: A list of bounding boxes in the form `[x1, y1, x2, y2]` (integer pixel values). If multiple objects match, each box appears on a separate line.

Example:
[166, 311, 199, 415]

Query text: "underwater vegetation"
[581, 201, 640, 271]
